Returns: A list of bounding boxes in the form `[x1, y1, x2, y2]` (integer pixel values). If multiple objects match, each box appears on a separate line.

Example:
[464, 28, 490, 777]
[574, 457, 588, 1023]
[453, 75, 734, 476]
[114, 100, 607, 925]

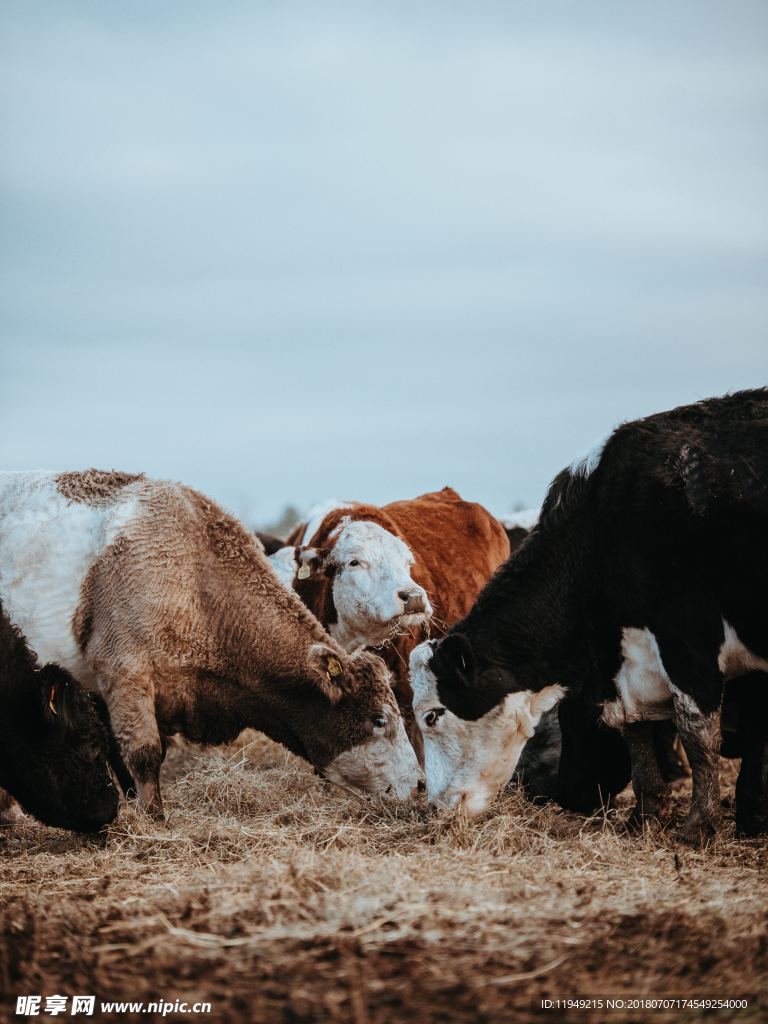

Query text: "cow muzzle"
[398, 589, 428, 616]
[429, 786, 493, 819]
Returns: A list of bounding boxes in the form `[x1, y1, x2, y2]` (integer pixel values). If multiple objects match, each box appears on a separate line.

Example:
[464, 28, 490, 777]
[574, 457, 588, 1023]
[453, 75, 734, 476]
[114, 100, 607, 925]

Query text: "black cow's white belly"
[602, 621, 768, 729]
[602, 628, 673, 728]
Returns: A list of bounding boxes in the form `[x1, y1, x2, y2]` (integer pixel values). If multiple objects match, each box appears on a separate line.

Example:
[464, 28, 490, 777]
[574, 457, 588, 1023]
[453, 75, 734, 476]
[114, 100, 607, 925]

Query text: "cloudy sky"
[2, 2, 767, 527]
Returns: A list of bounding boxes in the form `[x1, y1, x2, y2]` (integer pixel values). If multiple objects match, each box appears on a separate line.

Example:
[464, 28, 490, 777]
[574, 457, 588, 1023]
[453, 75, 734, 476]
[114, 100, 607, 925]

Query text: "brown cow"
[0, 471, 421, 815]
[287, 488, 510, 757]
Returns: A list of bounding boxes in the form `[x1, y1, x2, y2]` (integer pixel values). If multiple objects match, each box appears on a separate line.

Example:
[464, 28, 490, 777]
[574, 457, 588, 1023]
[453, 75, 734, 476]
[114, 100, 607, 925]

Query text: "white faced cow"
[284, 489, 511, 762]
[287, 502, 432, 651]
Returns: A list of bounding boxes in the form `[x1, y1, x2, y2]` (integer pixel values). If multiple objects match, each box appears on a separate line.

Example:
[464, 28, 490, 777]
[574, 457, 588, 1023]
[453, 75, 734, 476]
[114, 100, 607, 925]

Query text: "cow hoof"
[679, 810, 718, 847]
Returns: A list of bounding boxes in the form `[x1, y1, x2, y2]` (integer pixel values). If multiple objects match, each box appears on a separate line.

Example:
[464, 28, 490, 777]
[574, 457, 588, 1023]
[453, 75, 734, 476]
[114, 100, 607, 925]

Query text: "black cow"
[423, 389, 768, 842]
[0, 601, 120, 833]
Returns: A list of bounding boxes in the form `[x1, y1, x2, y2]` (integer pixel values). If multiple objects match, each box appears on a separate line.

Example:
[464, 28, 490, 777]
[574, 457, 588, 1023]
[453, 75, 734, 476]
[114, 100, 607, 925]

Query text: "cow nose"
[398, 589, 426, 614]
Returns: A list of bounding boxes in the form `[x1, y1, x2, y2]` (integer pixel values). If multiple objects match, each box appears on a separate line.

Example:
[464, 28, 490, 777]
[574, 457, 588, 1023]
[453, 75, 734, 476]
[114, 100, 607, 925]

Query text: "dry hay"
[1, 734, 766, 1023]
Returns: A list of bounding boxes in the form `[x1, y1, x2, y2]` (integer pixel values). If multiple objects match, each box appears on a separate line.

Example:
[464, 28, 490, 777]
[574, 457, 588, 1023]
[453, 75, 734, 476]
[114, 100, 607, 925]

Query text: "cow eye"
[373, 714, 386, 729]
[423, 708, 445, 728]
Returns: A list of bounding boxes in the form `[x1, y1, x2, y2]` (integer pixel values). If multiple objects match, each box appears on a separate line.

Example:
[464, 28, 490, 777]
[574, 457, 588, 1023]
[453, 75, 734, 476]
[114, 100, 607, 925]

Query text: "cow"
[286, 488, 510, 759]
[0, 599, 119, 833]
[0, 471, 421, 817]
[414, 390, 768, 843]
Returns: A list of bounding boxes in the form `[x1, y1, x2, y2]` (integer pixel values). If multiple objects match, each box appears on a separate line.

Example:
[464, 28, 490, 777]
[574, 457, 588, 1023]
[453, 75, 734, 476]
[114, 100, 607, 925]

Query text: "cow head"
[4, 663, 119, 832]
[410, 641, 565, 817]
[296, 518, 433, 649]
[290, 644, 423, 799]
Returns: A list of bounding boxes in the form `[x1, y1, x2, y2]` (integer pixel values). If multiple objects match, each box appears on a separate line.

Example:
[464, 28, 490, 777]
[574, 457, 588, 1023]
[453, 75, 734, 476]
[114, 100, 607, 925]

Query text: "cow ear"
[433, 634, 506, 721]
[434, 634, 479, 718]
[295, 546, 331, 580]
[38, 664, 72, 726]
[530, 684, 566, 722]
[435, 633, 477, 684]
[306, 644, 347, 703]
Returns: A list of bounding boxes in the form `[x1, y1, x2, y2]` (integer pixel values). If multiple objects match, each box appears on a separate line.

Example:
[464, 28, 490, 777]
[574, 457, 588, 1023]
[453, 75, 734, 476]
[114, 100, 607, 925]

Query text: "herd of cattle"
[0, 389, 766, 846]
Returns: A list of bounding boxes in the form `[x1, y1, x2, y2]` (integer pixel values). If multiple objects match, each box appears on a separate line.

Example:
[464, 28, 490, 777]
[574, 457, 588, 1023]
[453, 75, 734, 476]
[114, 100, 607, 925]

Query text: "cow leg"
[557, 697, 630, 814]
[623, 721, 670, 829]
[654, 621, 723, 844]
[652, 721, 689, 783]
[670, 689, 721, 845]
[735, 737, 768, 836]
[720, 673, 768, 835]
[733, 687, 768, 836]
[99, 674, 165, 818]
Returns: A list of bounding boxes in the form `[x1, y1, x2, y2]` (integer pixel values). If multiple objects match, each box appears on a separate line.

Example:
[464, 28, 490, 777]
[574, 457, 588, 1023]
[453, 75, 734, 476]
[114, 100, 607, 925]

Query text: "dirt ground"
[0, 734, 766, 1024]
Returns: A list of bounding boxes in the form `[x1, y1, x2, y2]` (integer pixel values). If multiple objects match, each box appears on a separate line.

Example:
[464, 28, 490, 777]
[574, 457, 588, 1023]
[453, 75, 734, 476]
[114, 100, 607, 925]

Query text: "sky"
[1, 1, 767, 528]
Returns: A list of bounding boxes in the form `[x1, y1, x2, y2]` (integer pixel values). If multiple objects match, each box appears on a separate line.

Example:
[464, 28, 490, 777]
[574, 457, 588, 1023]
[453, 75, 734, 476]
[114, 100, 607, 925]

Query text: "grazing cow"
[416, 390, 768, 842]
[0, 471, 421, 816]
[287, 488, 511, 757]
[0, 600, 119, 833]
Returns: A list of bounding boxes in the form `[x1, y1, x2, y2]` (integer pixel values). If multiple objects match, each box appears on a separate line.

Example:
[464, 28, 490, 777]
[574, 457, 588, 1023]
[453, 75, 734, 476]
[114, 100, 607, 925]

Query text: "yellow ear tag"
[327, 657, 342, 678]
[297, 564, 311, 580]
[49, 686, 58, 715]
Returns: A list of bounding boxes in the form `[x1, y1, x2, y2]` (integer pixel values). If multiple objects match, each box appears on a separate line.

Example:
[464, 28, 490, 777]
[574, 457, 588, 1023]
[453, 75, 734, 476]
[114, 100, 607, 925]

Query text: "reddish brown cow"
[288, 488, 510, 757]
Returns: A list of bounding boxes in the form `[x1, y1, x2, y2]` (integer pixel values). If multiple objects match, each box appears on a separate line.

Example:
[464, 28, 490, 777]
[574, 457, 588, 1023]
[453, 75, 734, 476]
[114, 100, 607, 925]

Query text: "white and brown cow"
[0, 470, 421, 815]
[284, 488, 511, 756]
